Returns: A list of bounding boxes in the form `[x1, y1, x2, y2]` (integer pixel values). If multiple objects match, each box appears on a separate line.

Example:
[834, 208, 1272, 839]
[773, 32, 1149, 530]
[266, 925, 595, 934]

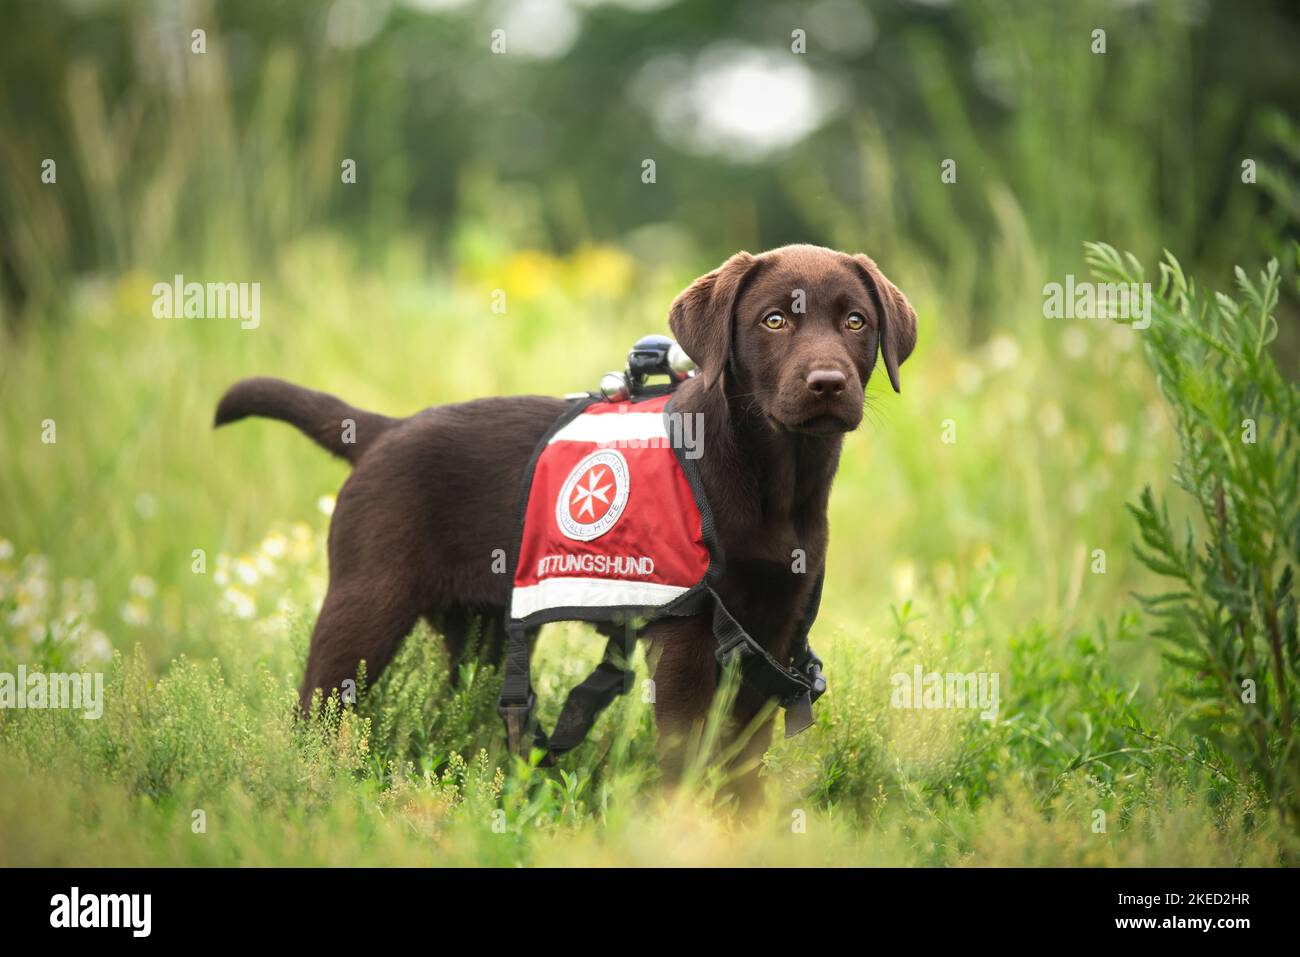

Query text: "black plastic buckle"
[806, 660, 827, 704]
[793, 648, 827, 704]
[781, 648, 826, 737]
[497, 693, 536, 755]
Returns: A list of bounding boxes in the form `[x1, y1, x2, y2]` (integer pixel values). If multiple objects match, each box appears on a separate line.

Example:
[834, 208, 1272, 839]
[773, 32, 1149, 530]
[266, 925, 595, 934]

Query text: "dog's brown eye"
[846, 313, 867, 331]
[763, 313, 788, 330]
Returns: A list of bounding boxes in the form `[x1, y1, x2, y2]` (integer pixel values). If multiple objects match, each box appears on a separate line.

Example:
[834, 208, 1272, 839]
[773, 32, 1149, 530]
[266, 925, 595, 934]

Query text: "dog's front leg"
[644, 614, 718, 787]
[722, 687, 777, 810]
[645, 616, 776, 808]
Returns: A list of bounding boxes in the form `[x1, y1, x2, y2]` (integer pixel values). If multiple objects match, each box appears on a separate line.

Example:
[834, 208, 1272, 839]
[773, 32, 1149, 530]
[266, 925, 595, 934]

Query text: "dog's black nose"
[806, 369, 847, 397]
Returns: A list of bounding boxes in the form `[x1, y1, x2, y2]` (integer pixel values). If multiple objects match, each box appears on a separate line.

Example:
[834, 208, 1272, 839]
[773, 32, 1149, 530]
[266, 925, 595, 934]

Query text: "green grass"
[2, 0, 1296, 867]
[1, 235, 1294, 866]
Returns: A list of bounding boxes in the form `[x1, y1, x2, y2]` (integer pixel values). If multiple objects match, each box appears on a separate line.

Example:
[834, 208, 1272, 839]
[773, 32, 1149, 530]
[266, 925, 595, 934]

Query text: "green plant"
[1087, 242, 1300, 827]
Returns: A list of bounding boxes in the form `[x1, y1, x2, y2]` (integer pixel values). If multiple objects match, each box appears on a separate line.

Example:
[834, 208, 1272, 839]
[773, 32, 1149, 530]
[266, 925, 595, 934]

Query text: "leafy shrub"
[1087, 242, 1300, 827]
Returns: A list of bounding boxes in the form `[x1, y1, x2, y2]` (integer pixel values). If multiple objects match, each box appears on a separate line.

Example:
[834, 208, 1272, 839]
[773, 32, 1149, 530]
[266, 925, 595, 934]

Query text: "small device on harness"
[498, 335, 828, 762]
[596, 334, 695, 402]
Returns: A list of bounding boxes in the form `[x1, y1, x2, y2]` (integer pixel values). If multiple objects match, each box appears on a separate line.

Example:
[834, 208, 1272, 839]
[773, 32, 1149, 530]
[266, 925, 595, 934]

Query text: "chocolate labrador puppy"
[215, 244, 916, 781]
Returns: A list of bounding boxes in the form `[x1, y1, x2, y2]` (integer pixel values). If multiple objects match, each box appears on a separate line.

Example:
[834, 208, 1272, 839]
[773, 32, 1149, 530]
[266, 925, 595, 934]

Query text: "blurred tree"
[0, 0, 1296, 339]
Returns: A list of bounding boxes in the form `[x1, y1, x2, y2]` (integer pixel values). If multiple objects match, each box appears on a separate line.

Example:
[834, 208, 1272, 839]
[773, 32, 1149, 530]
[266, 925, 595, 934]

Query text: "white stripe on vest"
[510, 577, 689, 620]
[546, 411, 670, 446]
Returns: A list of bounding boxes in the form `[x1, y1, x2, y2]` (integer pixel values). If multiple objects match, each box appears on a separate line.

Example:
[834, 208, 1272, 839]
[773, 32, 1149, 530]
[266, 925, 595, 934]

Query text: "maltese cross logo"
[570, 466, 614, 522]
[555, 449, 630, 541]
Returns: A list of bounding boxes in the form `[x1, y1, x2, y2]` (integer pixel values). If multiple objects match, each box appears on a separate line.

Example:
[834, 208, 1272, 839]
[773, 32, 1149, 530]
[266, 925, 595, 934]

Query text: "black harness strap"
[497, 574, 828, 758]
[790, 564, 828, 717]
[498, 622, 543, 759]
[498, 625, 636, 763]
[547, 632, 636, 752]
[709, 574, 827, 737]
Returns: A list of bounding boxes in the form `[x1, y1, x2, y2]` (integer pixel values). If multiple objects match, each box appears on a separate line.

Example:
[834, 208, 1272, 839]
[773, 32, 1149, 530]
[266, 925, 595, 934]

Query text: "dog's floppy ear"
[851, 254, 917, 393]
[668, 251, 758, 389]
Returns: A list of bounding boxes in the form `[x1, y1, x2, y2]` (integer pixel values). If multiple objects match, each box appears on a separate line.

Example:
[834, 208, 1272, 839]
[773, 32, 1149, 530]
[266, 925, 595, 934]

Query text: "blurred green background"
[4, 0, 1298, 323]
[1, 0, 1298, 865]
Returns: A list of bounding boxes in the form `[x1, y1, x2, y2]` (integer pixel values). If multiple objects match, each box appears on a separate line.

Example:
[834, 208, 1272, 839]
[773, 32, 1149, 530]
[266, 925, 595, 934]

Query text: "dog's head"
[669, 244, 917, 435]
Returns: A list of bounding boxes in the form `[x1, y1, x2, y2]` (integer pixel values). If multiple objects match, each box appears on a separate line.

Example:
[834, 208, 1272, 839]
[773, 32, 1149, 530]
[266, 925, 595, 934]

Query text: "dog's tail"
[214, 377, 400, 465]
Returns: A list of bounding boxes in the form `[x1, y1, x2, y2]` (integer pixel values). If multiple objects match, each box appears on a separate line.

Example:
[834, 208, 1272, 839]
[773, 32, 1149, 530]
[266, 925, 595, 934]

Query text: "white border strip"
[511, 577, 688, 619]
[548, 412, 669, 446]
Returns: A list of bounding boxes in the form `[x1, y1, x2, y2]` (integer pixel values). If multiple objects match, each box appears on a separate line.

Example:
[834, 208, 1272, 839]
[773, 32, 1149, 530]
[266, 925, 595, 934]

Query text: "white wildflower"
[129, 573, 157, 599]
[1062, 324, 1088, 359]
[1038, 402, 1064, 438]
[121, 599, 150, 627]
[235, 558, 259, 586]
[222, 587, 256, 620]
[986, 334, 1020, 371]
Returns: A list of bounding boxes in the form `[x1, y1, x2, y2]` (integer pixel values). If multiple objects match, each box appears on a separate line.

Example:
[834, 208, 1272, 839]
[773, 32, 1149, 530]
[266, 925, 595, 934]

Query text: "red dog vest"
[511, 393, 715, 625]
[499, 389, 825, 760]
